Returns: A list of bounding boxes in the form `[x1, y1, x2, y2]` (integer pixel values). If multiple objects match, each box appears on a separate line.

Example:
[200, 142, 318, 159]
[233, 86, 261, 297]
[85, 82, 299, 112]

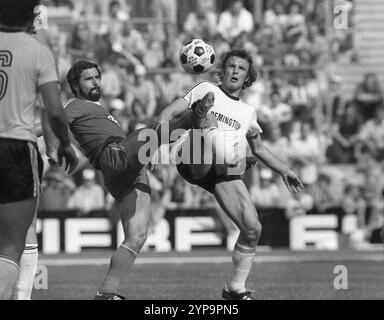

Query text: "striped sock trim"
[0, 256, 20, 269]
[121, 244, 138, 256]
[234, 243, 256, 256]
[24, 244, 39, 253]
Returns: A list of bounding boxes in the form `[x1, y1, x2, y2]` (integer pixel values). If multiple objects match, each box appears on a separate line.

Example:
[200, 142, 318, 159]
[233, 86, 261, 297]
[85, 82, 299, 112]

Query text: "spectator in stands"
[249, 169, 281, 209]
[39, 168, 76, 212]
[154, 59, 184, 114]
[100, 59, 123, 107]
[257, 91, 293, 130]
[67, 169, 106, 216]
[289, 120, 326, 185]
[264, 1, 288, 40]
[68, 22, 95, 60]
[327, 101, 362, 164]
[264, 125, 291, 164]
[183, 0, 218, 41]
[109, 98, 130, 134]
[358, 106, 384, 160]
[150, 0, 178, 59]
[124, 65, 157, 127]
[307, 23, 328, 65]
[258, 26, 285, 66]
[287, 74, 312, 121]
[285, 1, 306, 40]
[114, 20, 147, 61]
[109, 0, 129, 22]
[217, 0, 254, 43]
[311, 172, 340, 213]
[285, 189, 314, 219]
[342, 183, 367, 226]
[354, 73, 383, 120]
[210, 33, 231, 62]
[143, 40, 165, 69]
[368, 188, 384, 243]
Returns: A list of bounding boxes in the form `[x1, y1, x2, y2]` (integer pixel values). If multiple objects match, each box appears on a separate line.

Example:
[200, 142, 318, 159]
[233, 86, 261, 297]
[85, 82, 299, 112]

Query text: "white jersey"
[184, 81, 263, 137]
[0, 31, 58, 143]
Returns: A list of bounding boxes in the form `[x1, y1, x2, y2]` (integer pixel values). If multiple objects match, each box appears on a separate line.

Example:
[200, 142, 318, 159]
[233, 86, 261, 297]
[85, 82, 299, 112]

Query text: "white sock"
[227, 243, 256, 293]
[14, 245, 38, 300]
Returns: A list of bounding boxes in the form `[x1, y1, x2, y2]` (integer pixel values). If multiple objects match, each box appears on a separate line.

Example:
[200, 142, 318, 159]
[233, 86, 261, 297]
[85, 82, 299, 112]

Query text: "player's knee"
[241, 221, 262, 247]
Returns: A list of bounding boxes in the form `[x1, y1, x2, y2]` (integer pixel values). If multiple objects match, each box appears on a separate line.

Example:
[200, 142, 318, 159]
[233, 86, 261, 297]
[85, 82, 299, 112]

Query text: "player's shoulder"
[24, 32, 52, 54]
[64, 98, 84, 109]
[239, 99, 256, 113]
[185, 80, 219, 95]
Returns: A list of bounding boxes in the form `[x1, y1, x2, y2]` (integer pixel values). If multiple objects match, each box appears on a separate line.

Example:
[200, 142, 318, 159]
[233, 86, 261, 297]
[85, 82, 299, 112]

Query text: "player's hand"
[281, 169, 304, 194]
[57, 144, 79, 175]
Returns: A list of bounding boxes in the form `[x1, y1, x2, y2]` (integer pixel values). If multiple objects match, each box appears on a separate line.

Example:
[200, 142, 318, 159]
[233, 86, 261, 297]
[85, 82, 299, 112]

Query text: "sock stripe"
[234, 243, 256, 255]
[121, 244, 138, 256]
[25, 245, 38, 251]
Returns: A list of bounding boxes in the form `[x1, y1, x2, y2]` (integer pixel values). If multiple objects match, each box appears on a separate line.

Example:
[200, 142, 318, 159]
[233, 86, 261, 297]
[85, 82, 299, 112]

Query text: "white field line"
[39, 253, 384, 266]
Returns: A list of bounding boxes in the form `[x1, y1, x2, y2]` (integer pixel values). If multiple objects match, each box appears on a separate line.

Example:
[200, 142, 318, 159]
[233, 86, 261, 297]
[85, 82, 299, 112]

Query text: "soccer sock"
[155, 110, 195, 144]
[227, 243, 256, 293]
[0, 256, 20, 300]
[98, 245, 138, 294]
[13, 244, 38, 300]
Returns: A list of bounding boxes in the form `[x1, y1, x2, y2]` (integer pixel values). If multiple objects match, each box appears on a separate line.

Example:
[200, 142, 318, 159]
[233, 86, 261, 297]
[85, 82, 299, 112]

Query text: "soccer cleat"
[222, 284, 256, 300]
[192, 92, 216, 129]
[94, 292, 126, 300]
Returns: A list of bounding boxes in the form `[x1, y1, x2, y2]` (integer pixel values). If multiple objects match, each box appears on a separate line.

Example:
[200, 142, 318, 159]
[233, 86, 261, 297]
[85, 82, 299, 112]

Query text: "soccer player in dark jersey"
[0, 0, 78, 300]
[43, 60, 209, 300]
[158, 50, 304, 300]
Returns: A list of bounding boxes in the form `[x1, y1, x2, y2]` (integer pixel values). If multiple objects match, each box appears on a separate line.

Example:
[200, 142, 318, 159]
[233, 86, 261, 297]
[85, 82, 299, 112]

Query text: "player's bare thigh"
[213, 179, 260, 232]
[118, 188, 151, 245]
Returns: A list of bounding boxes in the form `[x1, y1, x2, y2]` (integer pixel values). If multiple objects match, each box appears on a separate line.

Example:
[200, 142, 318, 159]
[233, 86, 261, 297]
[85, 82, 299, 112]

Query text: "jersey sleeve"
[64, 101, 86, 124]
[246, 109, 263, 138]
[36, 44, 59, 87]
[183, 81, 214, 109]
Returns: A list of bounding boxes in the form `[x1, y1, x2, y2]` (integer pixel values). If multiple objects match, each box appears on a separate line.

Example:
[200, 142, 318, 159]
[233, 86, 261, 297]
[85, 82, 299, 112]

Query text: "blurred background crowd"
[36, 0, 383, 246]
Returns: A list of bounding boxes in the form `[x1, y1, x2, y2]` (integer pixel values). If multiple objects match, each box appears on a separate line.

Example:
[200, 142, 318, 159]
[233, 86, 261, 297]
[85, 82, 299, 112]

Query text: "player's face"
[77, 68, 101, 102]
[221, 56, 250, 95]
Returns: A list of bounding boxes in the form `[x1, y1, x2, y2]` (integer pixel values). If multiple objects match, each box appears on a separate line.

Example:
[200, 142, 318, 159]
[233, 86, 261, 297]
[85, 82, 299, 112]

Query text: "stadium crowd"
[36, 0, 383, 245]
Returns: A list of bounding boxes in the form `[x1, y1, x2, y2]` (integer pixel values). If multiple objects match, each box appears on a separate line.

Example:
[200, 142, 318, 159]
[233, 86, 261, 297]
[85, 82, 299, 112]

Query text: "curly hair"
[0, 0, 40, 28]
[219, 49, 258, 89]
[67, 60, 101, 96]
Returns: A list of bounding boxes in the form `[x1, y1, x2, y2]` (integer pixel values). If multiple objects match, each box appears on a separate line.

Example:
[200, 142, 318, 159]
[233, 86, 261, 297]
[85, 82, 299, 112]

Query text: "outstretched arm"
[247, 133, 304, 193]
[158, 97, 189, 122]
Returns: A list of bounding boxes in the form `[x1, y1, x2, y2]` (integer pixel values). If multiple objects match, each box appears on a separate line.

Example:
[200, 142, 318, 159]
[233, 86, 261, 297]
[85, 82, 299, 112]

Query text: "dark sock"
[98, 245, 138, 294]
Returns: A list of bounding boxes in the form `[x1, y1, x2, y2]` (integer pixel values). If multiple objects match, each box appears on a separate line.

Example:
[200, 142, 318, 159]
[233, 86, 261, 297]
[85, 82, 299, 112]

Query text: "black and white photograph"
[0, 0, 383, 305]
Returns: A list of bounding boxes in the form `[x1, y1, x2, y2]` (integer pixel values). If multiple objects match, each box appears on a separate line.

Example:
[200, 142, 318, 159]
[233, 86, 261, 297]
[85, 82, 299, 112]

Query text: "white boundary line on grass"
[39, 253, 384, 266]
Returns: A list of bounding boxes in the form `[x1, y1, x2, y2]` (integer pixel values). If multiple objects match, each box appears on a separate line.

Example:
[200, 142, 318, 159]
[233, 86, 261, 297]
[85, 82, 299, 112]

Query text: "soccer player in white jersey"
[0, 0, 78, 300]
[159, 49, 304, 300]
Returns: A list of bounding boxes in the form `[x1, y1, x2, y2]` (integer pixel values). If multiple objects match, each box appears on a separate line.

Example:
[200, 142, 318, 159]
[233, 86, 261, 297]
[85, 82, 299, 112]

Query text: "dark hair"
[110, 0, 120, 8]
[0, 0, 40, 28]
[219, 49, 258, 89]
[67, 60, 101, 96]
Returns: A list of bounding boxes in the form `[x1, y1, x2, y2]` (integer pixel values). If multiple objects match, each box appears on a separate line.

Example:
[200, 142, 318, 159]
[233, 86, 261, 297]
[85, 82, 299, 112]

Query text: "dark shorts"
[98, 137, 151, 203]
[0, 138, 43, 204]
[176, 157, 258, 194]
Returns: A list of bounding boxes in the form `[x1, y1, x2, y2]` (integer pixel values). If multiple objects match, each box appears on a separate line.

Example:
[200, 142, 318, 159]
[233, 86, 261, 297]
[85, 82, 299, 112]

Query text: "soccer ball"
[179, 39, 216, 74]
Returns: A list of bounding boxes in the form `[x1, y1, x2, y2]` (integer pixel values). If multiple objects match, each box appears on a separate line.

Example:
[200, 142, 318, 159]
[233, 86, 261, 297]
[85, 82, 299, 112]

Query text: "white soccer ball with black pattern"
[179, 39, 216, 74]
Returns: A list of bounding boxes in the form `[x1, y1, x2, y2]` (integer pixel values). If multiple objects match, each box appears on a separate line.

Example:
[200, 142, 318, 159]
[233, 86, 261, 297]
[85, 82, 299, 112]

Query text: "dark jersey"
[64, 98, 126, 168]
